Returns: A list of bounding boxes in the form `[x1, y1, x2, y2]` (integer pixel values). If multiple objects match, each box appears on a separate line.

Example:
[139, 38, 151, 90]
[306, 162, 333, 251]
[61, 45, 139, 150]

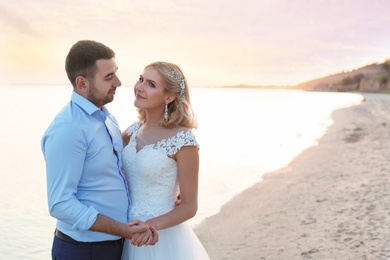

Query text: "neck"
[144, 111, 164, 128]
[144, 123, 163, 129]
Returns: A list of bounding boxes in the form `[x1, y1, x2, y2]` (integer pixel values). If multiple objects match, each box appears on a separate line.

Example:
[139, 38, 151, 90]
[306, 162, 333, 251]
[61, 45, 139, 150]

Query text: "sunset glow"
[1, 0, 389, 87]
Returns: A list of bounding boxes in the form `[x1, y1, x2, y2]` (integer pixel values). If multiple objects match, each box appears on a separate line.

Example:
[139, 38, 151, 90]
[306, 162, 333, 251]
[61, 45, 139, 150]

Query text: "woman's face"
[133, 67, 169, 110]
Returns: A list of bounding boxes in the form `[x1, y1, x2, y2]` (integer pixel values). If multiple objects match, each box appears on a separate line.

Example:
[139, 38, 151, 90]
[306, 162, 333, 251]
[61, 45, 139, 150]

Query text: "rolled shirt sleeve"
[43, 121, 99, 230]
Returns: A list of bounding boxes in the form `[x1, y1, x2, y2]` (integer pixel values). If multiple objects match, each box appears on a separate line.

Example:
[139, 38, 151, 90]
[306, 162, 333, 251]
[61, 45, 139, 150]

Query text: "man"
[41, 40, 158, 260]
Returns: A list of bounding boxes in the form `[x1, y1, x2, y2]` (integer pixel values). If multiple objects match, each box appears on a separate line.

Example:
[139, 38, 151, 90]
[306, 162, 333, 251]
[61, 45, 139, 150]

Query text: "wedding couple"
[41, 40, 210, 259]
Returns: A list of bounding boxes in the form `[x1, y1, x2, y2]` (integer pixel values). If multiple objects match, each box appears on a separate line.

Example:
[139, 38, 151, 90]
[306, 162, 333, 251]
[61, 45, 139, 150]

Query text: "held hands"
[124, 193, 180, 247]
[128, 220, 158, 246]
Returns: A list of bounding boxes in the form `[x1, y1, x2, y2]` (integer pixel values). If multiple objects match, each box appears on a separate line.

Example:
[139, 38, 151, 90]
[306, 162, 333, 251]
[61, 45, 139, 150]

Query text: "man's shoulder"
[45, 102, 93, 133]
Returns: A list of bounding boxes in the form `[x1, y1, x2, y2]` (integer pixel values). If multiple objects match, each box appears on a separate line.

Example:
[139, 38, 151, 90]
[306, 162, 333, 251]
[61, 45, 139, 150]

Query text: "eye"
[148, 82, 156, 88]
[138, 75, 143, 82]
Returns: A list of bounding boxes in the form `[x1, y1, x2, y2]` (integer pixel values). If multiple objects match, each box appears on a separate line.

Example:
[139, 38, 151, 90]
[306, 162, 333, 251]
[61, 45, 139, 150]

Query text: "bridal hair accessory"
[164, 103, 169, 121]
[167, 69, 185, 97]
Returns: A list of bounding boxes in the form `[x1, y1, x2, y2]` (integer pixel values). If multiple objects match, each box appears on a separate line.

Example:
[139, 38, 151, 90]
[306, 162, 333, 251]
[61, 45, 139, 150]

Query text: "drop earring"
[164, 103, 168, 121]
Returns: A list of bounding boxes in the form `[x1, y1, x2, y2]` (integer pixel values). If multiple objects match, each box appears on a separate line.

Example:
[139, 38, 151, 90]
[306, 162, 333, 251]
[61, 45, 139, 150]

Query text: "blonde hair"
[137, 61, 198, 129]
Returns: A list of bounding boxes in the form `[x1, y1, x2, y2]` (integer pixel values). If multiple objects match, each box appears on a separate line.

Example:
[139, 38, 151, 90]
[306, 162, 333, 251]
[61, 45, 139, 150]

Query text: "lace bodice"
[122, 122, 198, 220]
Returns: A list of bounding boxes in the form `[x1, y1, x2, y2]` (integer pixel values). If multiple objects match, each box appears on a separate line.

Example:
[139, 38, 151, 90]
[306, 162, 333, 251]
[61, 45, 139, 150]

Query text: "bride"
[121, 61, 210, 260]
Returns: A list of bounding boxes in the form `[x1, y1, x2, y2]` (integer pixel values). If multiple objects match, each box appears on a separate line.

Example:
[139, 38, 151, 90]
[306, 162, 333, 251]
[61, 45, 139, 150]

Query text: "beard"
[87, 82, 114, 108]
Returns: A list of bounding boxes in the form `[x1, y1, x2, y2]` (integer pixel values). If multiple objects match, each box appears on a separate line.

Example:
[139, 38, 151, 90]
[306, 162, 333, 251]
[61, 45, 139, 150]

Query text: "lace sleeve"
[126, 121, 141, 136]
[165, 130, 199, 157]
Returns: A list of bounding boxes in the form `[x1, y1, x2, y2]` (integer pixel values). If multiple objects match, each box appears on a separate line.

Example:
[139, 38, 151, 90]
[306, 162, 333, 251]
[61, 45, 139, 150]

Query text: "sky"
[1, 0, 390, 87]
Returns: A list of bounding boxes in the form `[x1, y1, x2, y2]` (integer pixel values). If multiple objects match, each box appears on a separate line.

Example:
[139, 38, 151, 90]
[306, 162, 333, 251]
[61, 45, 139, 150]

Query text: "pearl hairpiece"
[167, 69, 185, 97]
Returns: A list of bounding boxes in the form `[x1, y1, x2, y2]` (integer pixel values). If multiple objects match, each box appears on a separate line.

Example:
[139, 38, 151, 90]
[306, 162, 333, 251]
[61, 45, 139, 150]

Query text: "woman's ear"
[165, 93, 176, 104]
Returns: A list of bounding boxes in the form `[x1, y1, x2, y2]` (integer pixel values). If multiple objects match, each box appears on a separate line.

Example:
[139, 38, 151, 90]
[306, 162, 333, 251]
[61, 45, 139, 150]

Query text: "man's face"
[87, 58, 121, 108]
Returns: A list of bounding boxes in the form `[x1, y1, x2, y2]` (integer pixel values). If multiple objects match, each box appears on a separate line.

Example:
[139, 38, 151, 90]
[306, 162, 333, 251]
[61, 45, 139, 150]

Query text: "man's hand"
[89, 215, 159, 246]
[128, 221, 159, 246]
[175, 194, 181, 206]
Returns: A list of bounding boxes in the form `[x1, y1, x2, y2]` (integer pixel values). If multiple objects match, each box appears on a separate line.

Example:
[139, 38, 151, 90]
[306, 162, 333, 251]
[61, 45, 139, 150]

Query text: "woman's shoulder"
[175, 126, 191, 133]
[126, 121, 142, 136]
[172, 127, 198, 146]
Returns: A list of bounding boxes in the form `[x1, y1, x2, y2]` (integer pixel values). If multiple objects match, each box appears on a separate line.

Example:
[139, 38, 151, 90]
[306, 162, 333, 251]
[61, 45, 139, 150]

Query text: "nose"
[114, 74, 122, 87]
[135, 81, 143, 92]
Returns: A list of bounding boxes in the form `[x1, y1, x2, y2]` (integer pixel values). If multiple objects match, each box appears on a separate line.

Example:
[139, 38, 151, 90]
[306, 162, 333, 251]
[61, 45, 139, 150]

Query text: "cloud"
[0, 4, 38, 37]
[1, 0, 390, 86]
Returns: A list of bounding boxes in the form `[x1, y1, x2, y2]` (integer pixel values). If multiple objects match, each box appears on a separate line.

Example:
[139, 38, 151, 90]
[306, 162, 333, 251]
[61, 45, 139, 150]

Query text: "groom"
[41, 40, 158, 259]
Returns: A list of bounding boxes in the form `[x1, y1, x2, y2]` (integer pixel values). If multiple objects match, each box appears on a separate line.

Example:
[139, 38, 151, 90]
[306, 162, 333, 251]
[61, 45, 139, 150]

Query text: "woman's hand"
[129, 220, 159, 246]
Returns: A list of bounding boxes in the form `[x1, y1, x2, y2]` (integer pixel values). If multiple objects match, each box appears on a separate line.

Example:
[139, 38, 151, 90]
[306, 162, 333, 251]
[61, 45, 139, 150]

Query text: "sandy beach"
[194, 93, 390, 260]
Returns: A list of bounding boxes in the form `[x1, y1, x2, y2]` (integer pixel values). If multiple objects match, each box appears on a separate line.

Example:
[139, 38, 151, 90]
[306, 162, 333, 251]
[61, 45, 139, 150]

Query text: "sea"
[0, 85, 363, 259]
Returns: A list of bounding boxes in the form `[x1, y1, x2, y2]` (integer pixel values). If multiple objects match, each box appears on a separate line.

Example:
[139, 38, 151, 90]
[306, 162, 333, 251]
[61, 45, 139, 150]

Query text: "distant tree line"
[338, 59, 390, 91]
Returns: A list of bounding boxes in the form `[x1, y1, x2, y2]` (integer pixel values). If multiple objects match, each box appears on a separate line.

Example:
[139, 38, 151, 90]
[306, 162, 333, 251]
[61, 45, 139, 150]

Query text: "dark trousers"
[52, 236, 123, 260]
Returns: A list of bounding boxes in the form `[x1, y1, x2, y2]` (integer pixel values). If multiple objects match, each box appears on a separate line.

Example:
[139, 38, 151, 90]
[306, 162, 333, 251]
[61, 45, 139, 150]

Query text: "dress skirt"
[121, 222, 210, 260]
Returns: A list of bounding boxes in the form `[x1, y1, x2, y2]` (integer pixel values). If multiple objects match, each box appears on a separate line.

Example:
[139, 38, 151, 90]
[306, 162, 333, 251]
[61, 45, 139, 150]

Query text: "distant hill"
[292, 59, 390, 92]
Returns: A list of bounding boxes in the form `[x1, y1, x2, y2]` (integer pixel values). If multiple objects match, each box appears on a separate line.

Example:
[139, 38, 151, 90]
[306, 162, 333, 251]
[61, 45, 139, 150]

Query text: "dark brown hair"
[65, 40, 115, 87]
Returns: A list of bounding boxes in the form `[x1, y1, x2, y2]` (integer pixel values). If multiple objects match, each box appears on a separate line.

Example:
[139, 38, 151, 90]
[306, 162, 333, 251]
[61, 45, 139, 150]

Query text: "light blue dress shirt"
[41, 91, 130, 242]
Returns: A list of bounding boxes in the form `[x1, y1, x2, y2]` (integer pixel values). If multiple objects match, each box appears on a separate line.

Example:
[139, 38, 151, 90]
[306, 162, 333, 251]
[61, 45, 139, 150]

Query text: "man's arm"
[91, 215, 158, 246]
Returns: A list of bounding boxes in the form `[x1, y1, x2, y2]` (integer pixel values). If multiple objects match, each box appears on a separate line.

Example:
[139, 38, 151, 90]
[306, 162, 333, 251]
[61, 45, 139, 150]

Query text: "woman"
[121, 62, 210, 259]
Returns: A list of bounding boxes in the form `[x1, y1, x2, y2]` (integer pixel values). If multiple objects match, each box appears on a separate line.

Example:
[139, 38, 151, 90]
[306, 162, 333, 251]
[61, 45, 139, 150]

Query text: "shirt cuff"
[72, 206, 99, 230]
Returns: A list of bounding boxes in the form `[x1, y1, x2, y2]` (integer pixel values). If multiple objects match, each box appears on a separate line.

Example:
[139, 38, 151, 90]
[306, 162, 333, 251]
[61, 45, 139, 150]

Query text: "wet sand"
[194, 93, 390, 260]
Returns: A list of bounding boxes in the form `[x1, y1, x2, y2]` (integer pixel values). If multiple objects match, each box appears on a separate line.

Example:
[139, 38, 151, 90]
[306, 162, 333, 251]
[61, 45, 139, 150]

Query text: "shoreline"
[194, 93, 390, 259]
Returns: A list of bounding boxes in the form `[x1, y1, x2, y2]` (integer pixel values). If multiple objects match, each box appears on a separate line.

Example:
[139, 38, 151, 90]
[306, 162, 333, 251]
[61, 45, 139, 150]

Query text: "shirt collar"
[71, 91, 100, 115]
[71, 91, 111, 121]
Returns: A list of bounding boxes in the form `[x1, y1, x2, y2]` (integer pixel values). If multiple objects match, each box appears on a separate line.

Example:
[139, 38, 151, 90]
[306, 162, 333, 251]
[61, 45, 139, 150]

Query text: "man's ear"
[75, 76, 88, 93]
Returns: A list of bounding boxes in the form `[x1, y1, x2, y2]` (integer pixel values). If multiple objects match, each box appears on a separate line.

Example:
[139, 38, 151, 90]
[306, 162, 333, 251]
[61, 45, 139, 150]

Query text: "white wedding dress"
[121, 122, 210, 260]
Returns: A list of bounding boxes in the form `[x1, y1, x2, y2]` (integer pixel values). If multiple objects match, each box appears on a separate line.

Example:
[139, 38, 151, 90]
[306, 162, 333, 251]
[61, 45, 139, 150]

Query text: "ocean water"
[0, 85, 363, 259]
